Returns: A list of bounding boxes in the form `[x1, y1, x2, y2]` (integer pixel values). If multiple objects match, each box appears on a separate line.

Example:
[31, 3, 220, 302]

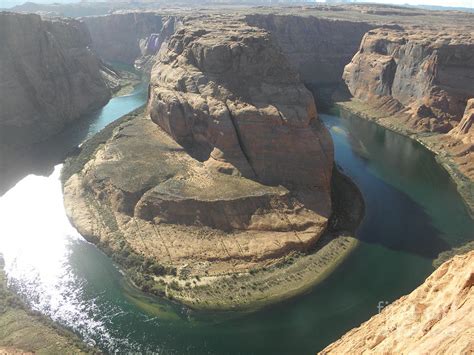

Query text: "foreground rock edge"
[321, 250, 474, 354]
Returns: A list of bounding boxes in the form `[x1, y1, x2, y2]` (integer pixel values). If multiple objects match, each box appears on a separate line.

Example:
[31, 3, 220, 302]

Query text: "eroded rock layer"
[450, 98, 474, 145]
[322, 251, 474, 354]
[149, 20, 333, 190]
[0, 12, 112, 148]
[341, 27, 474, 201]
[344, 28, 474, 133]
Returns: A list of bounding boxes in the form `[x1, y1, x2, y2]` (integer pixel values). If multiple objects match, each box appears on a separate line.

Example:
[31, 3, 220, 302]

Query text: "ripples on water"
[0, 166, 114, 347]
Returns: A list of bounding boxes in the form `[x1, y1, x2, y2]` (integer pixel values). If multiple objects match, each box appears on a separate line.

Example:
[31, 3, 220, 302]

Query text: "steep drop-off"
[0, 12, 112, 149]
[322, 251, 474, 354]
[83, 12, 181, 71]
[245, 14, 373, 103]
[344, 28, 474, 133]
[61, 19, 357, 310]
[341, 27, 474, 212]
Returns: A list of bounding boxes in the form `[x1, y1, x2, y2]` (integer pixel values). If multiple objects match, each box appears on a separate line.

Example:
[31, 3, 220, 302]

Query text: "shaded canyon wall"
[0, 12, 112, 149]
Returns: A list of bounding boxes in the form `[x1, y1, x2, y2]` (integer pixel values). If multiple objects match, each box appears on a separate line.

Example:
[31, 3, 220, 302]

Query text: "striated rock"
[341, 27, 474, 200]
[83, 12, 165, 65]
[450, 98, 474, 145]
[0, 12, 112, 149]
[245, 14, 373, 103]
[321, 251, 474, 354]
[135, 16, 183, 72]
[149, 20, 333, 190]
[343, 28, 474, 133]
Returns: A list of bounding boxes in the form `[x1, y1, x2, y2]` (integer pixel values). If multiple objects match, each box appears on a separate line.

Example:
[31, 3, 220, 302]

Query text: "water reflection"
[0, 84, 147, 196]
[0, 166, 112, 346]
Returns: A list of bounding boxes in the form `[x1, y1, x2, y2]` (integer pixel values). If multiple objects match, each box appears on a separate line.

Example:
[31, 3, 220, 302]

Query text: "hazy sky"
[350, 0, 473, 8]
[1, 0, 473, 8]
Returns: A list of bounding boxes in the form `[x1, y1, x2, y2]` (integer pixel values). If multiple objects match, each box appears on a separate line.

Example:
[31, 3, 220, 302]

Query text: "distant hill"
[412, 4, 474, 13]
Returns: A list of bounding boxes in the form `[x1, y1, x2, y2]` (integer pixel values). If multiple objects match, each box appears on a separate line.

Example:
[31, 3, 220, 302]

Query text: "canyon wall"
[344, 28, 474, 133]
[83, 12, 165, 65]
[450, 98, 474, 145]
[322, 250, 474, 354]
[244, 14, 374, 103]
[0, 12, 112, 149]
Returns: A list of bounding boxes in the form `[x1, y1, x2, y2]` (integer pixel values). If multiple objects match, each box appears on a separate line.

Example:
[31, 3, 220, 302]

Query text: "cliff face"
[148, 20, 333, 189]
[0, 12, 112, 148]
[450, 98, 474, 145]
[343, 28, 474, 133]
[244, 14, 373, 103]
[322, 251, 474, 354]
[83, 13, 165, 65]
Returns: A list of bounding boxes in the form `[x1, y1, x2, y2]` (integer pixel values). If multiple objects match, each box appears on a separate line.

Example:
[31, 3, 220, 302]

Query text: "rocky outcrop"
[0, 12, 112, 149]
[83, 12, 165, 65]
[343, 28, 474, 133]
[63, 18, 337, 310]
[135, 16, 182, 72]
[245, 14, 373, 103]
[450, 98, 474, 145]
[341, 27, 474, 209]
[321, 251, 474, 354]
[148, 20, 333, 190]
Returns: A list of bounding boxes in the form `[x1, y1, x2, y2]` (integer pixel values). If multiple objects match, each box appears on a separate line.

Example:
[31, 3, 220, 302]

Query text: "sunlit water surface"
[0, 90, 472, 353]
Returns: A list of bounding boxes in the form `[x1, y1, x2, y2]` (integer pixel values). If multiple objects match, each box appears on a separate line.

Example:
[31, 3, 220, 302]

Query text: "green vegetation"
[167, 167, 365, 311]
[0, 260, 94, 354]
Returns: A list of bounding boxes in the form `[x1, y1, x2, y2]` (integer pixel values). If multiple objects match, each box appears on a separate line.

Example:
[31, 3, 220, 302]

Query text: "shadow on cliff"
[0, 82, 147, 196]
[1, 116, 96, 196]
[0, 108, 136, 196]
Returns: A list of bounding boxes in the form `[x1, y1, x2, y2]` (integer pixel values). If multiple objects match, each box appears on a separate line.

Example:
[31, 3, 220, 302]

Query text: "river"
[0, 85, 472, 353]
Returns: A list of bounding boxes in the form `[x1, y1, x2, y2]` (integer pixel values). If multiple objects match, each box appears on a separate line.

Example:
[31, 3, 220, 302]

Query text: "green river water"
[0, 84, 472, 354]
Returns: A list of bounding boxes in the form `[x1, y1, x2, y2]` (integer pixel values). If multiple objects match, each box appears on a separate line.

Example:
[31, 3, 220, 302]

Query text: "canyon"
[62, 18, 359, 310]
[0, 2, 473, 353]
[0, 12, 114, 151]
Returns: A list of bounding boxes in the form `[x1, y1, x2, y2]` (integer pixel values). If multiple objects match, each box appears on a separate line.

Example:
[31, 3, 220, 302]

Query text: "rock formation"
[148, 20, 333, 190]
[63, 18, 339, 310]
[450, 98, 474, 145]
[321, 251, 474, 354]
[341, 27, 474, 207]
[343, 28, 474, 133]
[0, 12, 112, 149]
